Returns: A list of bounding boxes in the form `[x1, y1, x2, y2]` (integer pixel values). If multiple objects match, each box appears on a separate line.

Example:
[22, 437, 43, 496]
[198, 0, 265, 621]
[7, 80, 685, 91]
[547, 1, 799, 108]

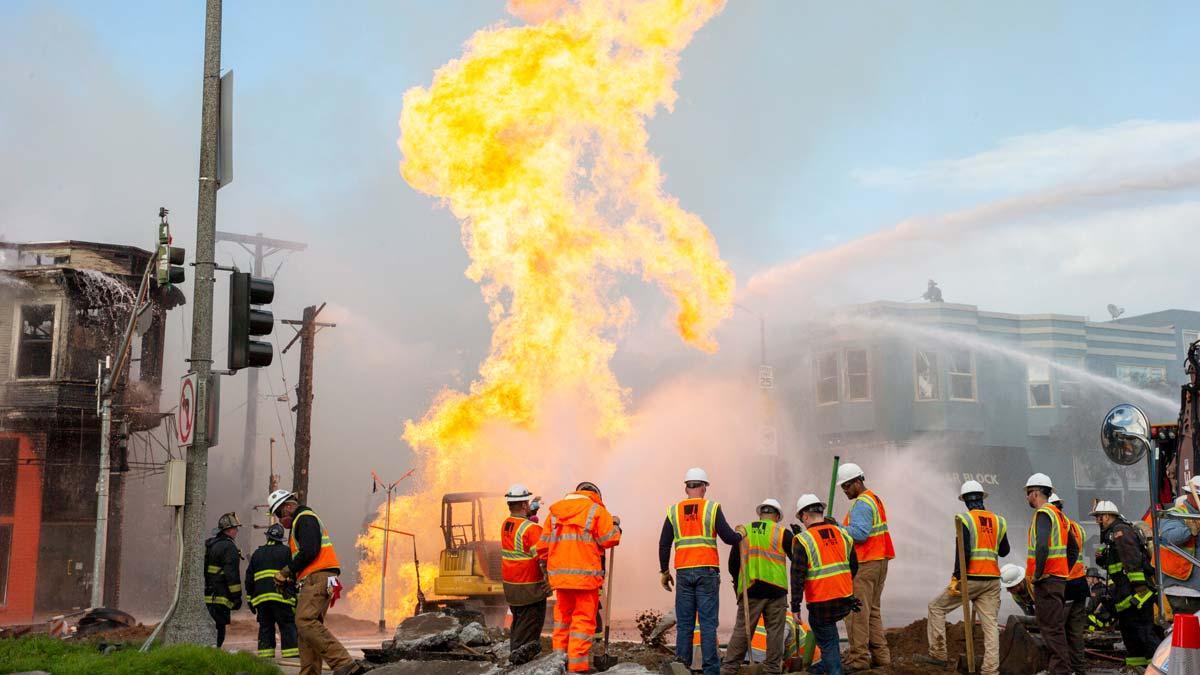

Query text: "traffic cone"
[1171, 612, 1200, 674]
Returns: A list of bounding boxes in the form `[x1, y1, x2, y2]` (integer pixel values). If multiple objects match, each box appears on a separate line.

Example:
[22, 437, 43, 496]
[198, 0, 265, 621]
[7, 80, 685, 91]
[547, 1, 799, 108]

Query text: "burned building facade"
[0, 241, 168, 623]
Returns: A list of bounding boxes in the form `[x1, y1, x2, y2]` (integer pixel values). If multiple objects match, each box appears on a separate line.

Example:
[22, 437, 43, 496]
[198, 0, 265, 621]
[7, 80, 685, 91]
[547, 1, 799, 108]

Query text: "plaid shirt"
[790, 518, 859, 624]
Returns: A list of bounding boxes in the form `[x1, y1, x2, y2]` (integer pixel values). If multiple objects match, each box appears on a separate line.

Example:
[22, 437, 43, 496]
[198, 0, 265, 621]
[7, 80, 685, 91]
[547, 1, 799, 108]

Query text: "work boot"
[509, 641, 542, 666]
[331, 661, 371, 675]
[914, 654, 949, 668]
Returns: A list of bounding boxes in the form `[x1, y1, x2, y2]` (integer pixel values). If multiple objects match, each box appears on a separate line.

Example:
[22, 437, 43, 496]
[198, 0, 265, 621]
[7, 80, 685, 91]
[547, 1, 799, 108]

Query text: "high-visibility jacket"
[244, 540, 297, 607]
[501, 516, 547, 606]
[796, 522, 854, 604]
[540, 491, 621, 591]
[1026, 504, 1069, 580]
[737, 519, 788, 594]
[1065, 518, 1086, 581]
[842, 490, 895, 562]
[288, 507, 341, 581]
[955, 509, 1006, 578]
[204, 533, 242, 609]
[1149, 505, 1195, 581]
[668, 498, 719, 569]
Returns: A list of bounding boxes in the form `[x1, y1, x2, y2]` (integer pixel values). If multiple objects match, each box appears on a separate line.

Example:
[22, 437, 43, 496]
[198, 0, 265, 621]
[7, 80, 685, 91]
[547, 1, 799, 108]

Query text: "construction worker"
[245, 524, 299, 660]
[1023, 473, 1072, 675]
[837, 462, 893, 671]
[204, 511, 242, 647]
[1050, 493, 1089, 674]
[722, 498, 794, 675]
[1092, 500, 1159, 668]
[919, 480, 1008, 675]
[792, 493, 859, 675]
[1158, 475, 1200, 614]
[999, 564, 1035, 616]
[268, 489, 366, 675]
[749, 613, 820, 670]
[501, 484, 550, 666]
[658, 467, 742, 675]
[539, 481, 621, 673]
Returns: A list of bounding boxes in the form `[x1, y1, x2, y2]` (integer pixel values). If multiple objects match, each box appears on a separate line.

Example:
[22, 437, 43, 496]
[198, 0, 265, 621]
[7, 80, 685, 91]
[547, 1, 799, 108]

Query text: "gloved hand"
[947, 576, 961, 597]
[735, 524, 748, 536]
[249, 604, 257, 615]
[660, 570, 674, 592]
[274, 567, 293, 591]
[1186, 516, 1200, 537]
[849, 596, 864, 613]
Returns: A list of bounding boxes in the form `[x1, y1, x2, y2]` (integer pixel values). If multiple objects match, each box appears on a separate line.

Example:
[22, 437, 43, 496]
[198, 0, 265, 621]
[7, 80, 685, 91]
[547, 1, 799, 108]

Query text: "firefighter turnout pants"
[1117, 601, 1159, 668]
[256, 601, 299, 659]
[295, 570, 353, 675]
[553, 588, 599, 673]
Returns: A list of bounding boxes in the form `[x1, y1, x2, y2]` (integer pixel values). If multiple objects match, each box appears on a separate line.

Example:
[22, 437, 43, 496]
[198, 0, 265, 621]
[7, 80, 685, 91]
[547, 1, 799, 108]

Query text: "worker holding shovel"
[721, 498, 794, 675]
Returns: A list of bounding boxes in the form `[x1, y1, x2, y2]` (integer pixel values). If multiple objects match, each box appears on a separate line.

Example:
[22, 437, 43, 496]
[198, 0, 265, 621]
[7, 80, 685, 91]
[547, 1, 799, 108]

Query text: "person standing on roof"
[918, 480, 1009, 675]
[501, 484, 550, 666]
[838, 462, 894, 671]
[658, 468, 743, 675]
[1024, 473, 1073, 675]
[791, 493, 858, 675]
[1050, 493, 1089, 674]
[539, 481, 622, 674]
[722, 498, 793, 675]
[245, 523, 299, 661]
[204, 512, 243, 648]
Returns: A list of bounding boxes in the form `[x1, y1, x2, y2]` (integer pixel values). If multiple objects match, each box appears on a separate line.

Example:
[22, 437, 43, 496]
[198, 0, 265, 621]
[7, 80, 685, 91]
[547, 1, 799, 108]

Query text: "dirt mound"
[886, 618, 981, 674]
[81, 623, 154, 643]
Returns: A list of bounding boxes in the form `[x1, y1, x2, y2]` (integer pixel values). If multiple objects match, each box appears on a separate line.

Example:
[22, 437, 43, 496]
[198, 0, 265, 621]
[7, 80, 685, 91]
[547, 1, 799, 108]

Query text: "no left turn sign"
[178, 373, 198, 447]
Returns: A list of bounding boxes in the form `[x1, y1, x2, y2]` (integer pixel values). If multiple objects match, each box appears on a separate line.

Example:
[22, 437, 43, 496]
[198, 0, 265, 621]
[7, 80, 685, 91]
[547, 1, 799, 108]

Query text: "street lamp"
[371, 468, 415, 633]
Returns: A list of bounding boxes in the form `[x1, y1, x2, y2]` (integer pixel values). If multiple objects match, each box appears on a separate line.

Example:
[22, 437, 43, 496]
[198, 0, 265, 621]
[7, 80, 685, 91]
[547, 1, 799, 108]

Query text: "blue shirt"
[845, 499, 874, 544]
[1160, 501, 1200, 591]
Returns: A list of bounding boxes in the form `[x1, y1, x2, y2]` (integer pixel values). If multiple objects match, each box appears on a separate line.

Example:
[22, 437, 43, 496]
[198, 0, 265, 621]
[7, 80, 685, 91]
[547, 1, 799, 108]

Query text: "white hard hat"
[1049, 493, 1062, 505]
[1089, 500, 1120, 517]
[836, 463, 865, 485]
[1000, 564, 1025, 589]
[795, 494, 825, 515]
[757, 498, 783, 515]
[1025, 473, 1053, 490]
[684, 467, 710, 485]
[959, 480, 988, 500]
[505, 483, 533, 503]
[268, 489, 295, 515]
[1185, 476, 1200, 493]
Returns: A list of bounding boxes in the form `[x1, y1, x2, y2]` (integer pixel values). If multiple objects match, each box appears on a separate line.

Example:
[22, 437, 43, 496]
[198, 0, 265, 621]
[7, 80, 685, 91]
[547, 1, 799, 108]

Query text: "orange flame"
[349, 0, 731, 623]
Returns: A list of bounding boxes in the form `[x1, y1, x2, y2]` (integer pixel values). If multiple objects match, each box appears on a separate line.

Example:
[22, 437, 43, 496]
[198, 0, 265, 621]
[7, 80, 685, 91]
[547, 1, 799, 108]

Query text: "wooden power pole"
[281, 303, 335, 503]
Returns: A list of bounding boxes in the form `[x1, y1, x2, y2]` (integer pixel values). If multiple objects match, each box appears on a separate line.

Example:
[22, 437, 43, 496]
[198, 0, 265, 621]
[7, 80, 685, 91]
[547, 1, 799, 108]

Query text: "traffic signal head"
[228, 272, 274, 370]
[156, 219, 186, 288]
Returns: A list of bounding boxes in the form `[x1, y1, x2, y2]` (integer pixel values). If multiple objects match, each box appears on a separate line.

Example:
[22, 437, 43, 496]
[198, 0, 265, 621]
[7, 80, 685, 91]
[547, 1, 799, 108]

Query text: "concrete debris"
[390, 612, 463, 652]
[460, 621, 490, 646]
[505, 651, 566, 675]
[487, 638, 512, 663]
[367, 662, 501, 675]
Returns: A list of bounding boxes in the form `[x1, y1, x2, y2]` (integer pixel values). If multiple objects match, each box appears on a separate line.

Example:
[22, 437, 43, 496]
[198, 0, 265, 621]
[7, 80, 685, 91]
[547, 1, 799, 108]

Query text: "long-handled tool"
[594, 547, 619, 672]
[827, 455, 841, 520]
[956, 518, 977, 674]
[739, 536, 763, 675]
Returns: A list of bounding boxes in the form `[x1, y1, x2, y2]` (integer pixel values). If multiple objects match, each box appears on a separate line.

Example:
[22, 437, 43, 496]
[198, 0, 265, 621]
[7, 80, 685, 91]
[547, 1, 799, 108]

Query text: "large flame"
[350, 0, 732, 623]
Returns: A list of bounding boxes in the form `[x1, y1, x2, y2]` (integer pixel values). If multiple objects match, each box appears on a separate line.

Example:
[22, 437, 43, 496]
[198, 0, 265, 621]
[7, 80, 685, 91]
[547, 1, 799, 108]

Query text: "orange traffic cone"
[1171, 613, 1200, 674]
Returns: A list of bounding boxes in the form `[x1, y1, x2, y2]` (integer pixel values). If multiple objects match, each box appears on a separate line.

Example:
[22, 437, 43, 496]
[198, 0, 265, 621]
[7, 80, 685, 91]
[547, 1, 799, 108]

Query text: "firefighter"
[501, 484, 550, 666]
[1085, 567, 1115, 632]
[838, 462, 894, 672]
[1092, 500, 1160, 669]
[919, 480, 1008, 675]
[245, 523, 299, 660]
[539, 481, 621, 673]
[1050, 493, 1089, 674]
[1158, 475, 1200, 614]
[722, 498, 793, 675]
[268, 489, 366, 675]
[1023, 473, 1072, 675]
[792, 493, 859, 675]
[204, 511, 243, 647]
[658, 467, 743, 675]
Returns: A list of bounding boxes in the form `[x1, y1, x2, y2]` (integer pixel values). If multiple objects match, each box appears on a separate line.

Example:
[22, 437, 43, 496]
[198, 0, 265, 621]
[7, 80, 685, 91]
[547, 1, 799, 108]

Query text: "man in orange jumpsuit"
[540, 481, 622, 673]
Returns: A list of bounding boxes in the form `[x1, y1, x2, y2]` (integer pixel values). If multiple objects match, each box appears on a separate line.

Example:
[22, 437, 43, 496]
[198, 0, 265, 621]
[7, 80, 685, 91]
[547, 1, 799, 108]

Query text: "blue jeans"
[675, 567, 720, 675]
[809, 619, 842, 675]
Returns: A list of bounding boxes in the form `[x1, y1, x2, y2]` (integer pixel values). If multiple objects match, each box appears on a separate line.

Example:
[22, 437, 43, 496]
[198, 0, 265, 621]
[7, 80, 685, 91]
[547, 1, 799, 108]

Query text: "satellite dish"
[1100, 403, 1150, 466]
[1107, 304, 1125, 319]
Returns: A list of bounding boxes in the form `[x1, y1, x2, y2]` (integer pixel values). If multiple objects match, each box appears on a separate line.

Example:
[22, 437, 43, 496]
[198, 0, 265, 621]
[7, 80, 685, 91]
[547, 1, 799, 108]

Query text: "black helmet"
[266, 524, 285, 542]
[217, 512, 241, 531]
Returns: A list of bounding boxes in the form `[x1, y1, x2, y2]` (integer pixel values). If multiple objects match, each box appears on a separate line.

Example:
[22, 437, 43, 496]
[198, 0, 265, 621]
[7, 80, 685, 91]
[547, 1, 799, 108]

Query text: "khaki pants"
[845, 559, 890, 669]
[720, 595, 788, 675]
[296, 570, 353, 675]
[926, 578, 1000, 675]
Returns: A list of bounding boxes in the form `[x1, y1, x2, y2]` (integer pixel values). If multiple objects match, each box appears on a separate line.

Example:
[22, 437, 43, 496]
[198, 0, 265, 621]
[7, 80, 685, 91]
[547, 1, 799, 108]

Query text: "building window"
[1116, 364, 1167, 388]
[1028, 362, 1053, 407]
[947, 349, 976, 401]
[16, 305, 55, 379]
[816, 352, 839, 404]
[844, 349, 870, 401]
[1057, 357, 1083, 408]
[915, 350, 940, 400]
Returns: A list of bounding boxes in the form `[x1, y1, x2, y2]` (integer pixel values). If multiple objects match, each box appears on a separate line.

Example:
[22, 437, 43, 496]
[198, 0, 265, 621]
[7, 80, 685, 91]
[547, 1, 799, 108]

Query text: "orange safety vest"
[667, 498, 720, 569]
[842, 490, 895, 562]
[1147, 506, 1196, 581]
[288, 508, 341, 581]
[750, 614, 821, 664]
[1065, 518, 1086, 581]
[1026, 504, 1069, 580]
[501, 516, 544, 584]
[541, 491, 621, 591]
[955, 509, 1006, 578]
[796, 522, 854, 604]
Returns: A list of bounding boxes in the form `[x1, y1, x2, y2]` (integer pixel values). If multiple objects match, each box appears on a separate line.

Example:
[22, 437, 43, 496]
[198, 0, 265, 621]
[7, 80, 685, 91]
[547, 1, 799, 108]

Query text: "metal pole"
[760, 315, 766, 366]
[379, 486, 391, 633]
[162, 0, 221, 645]
[91, 396, 112, 607]
[1148, 442, 1167, 620]
[240, 241, 262, 511]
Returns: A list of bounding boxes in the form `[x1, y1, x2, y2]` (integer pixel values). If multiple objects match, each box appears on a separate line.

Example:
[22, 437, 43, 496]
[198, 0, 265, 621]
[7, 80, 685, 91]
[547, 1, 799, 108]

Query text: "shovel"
[738, 536, 764, 675]
[593, 547, 619, 672]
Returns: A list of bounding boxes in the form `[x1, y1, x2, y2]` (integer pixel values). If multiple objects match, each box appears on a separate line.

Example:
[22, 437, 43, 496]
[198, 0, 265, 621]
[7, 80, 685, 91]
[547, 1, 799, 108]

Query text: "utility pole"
[215, 231, 305, 511]
[162, 0, 221, 645]
[281, 303, 335, 503]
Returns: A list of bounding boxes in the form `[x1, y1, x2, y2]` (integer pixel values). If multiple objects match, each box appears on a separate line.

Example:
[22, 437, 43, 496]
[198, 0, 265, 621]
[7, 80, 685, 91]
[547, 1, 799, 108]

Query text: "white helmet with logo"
[505, 484, 534, 503]
[1089, 500, 1120, 517]
[959, 480, 988, 500]
[836, 463, 865, 485]
[795, 494, 826, 516]
[268, 489, 295, 516]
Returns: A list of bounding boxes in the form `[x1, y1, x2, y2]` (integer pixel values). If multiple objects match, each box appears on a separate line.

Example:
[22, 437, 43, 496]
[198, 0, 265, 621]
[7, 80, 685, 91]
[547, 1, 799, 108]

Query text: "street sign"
[178, 373, 198, 447]
[758, 365, 774, 390]
[218, 70, 233, 188]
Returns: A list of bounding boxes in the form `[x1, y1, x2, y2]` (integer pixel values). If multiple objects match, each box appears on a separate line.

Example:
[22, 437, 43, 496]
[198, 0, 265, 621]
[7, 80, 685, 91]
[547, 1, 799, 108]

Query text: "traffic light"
[228, 272, 275, 370]
[156, 209, 185, 287]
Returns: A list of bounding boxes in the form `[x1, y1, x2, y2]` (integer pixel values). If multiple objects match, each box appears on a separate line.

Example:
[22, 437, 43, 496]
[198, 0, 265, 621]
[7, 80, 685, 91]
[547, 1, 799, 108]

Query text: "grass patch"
[0, 635, 282, 674]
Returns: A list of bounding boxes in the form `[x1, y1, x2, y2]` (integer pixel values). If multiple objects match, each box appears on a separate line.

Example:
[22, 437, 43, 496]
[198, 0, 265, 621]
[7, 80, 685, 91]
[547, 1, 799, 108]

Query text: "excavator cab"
[431, 492, 507, 626]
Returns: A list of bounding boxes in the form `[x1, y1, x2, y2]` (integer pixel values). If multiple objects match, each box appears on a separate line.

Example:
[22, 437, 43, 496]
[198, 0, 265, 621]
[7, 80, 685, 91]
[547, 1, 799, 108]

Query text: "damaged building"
[0, 241, 171, 624]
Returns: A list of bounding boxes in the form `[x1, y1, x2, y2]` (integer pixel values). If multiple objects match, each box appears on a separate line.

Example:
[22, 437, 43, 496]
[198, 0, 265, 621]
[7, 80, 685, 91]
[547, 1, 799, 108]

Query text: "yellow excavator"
[430, 492, 510, 627]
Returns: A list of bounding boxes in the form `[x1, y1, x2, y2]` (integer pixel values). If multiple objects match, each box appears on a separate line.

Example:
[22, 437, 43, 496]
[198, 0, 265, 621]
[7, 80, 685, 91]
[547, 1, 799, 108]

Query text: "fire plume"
[350, 0, 732, 623]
